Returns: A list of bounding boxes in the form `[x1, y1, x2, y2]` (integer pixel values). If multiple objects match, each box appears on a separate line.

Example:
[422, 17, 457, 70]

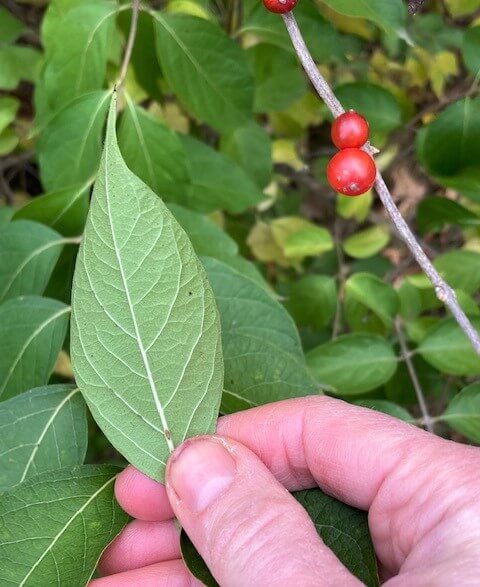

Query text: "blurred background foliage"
[1, 0, 480, 451]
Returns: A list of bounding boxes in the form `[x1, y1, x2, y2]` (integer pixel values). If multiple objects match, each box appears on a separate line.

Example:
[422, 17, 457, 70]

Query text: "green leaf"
[118, 97, 190, 203]
[343, 226, 390, 259]
[334, 83, 402, 134]
[0, 207, 13, 227]
[242, 0, 347, 62]
[0, 465, 129, 586]
[181, 135, 264, 213]
[286, 275, 337, 330]
[13, 184, 90, 237]
[463, 26, 480, 77]
[167, 204, 238, 259]
[416, 98, 480, 197]
[442, 383, 480, 443]
[455, 289, 480, 316]
[398, 280, 422, 321]
[271, 217, 334, 259]
[0, 385, 87, 492]
[0, 45, 41, 90]
[71, 94, 223, 482]
[322, 0, 407, 39]
[418, 317, 480, 375]
[0, 97, 19, 135]
[167, 205, 265, 287]
[203, 258, 319, 413]
[41, 0, 91, 48]
[0, 297, 70, 401]
[294, 489, 379, 587]
[248, 44, 307, 114]
[220, 123, 273, 189]
[337, 191, 373, 223]
[36, 0, 117, 121]
[417, 195, 480, 234]
[345, 273, 399, 332]
[0, 7, 25, 45]
[410, 14, 463, 53]
[434, 250, 480, 294]
[38, 90, 111, 192]
[0, 220, 67, 303]
[355, 399, 413, 422]
[307, 334, 398, 395]
[181, 531, 218, 587]
[153, 12, 254, 132]
[44, 245, 78, 305]
[445, 0, 480, 17]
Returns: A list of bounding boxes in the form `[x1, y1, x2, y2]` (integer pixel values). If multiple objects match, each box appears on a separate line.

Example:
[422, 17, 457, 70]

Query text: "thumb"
[166, 436, 360, 587]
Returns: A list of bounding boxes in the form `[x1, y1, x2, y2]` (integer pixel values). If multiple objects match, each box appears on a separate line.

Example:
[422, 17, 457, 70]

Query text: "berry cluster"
[327, 111, 377, 197]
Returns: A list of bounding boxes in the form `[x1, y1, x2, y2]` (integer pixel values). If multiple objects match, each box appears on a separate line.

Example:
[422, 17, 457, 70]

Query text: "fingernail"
[168, 438, 236, 512]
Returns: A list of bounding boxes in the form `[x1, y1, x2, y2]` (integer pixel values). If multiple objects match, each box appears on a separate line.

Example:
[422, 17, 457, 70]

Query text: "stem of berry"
[282, 11, 480, 357]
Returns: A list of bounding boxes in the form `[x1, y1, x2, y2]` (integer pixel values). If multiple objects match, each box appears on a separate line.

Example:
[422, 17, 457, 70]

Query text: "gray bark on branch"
[282, 11, 480, 357]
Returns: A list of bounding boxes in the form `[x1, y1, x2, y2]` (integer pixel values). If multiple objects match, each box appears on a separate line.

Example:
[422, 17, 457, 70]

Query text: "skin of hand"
[90, 396, 480, 586]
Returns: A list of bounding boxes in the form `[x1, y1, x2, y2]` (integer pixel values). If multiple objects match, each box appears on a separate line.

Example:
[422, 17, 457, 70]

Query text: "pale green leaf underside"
[0, 296, 70, 401]
[0, 465, 129, 587]
[71, 95, 223, 482]
[0, 384, 87, 492]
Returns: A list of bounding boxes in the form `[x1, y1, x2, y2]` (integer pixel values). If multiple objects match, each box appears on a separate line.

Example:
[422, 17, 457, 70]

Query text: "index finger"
[217, 395, 442, 509]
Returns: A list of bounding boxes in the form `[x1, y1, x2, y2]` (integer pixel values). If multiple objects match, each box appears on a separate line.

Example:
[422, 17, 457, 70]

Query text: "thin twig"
[395, 319, 435, 433]
[282, 11, 480, 357]
[116, 0, 141, 101]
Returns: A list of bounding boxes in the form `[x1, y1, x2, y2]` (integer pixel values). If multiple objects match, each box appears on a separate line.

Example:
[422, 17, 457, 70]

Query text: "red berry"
[263, 0, 298, 13]
[327, 148, 376, 197]
[331, 110, 369, 149]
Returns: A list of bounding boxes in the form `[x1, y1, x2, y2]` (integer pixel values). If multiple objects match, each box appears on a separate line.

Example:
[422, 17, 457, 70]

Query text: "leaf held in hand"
[71, 93, 223, 482]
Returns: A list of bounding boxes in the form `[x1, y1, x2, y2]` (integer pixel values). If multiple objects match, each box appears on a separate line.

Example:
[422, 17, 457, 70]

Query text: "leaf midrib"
[103, 135, 175, 453]
[0, 306, 71, 396]
[19, 388, 80, 484]
[74, 4, 127, 93]
[73, 91, 111, 179]
[18, 475, 115, 586]
[152, 12, 247, 123]
[0, 237, 67, 302]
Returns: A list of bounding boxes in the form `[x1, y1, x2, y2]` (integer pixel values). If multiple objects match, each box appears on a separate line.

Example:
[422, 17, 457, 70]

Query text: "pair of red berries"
[327, 111, 377, 197]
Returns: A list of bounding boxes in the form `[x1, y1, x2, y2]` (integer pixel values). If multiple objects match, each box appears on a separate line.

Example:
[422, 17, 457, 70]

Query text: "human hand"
[91, 396, 480, 586]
